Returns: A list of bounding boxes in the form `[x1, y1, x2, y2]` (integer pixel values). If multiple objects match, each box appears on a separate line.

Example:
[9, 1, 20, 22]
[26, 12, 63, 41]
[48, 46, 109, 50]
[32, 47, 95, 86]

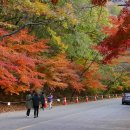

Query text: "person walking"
[48, 93, 53, 110]
[25, 92, 32, 117]
[32, 92, 40, 118]
[40, 92, 45, 110]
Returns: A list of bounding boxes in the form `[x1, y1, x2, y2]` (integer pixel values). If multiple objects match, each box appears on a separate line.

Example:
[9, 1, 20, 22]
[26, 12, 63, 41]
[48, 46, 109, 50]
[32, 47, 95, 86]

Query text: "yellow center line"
[14, 111, 83, 130]
[15, 124, 34, 130]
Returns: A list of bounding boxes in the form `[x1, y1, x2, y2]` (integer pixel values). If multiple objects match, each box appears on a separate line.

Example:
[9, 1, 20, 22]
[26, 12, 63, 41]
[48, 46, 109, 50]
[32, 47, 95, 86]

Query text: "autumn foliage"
[42, 54, 84, 92]
[81, 63, 106, 91]
[51, 0, 59, 5]
[91, 0, 107, 6]
[0, 27, 105, 94]
[0, 28, 85, 94]
[0, 0, 122, 96]
[0, 29, 48, 94]
[97, 9, 130, 63]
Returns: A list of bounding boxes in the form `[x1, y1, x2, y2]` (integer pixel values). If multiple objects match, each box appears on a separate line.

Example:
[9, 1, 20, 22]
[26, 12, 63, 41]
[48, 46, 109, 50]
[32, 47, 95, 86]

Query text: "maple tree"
[0, 28, 48, 94]
[81, 62, 106, 94]
[91, 1, 130, 94]
[1, 0, 129, 97]
[41, 54, 84, 92]
[0, 27, 86, 94]
[97, 7, 130, 63]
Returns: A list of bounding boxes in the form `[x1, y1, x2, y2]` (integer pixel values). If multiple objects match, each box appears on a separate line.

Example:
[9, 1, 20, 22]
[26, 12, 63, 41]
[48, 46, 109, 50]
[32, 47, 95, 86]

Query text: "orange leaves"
[16, 85, 30, 93]
[0, 27, 106, 94]
[47, 80, 68, 89]
[0, 28, 48, 94]
[7, 30, 49, 54]
[70, 81, 84, 92]
[102, 16, 120, 36]
[117, 86, 123, 91]
[41, 54, 84, 92]
[0, 28, 85, 94]
[82, 63, 105, 90]
[102, 26, 118, 36]
[9, 30, 34, 42]
[42, 55, 105, 92]
[20, 75, 29, 84]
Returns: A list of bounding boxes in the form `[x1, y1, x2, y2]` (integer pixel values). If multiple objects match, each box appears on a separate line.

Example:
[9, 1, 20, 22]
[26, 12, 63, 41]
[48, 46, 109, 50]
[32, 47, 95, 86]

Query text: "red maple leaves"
[91, 0, 107, 6]
[51, 0, 59, 5]
[97, 9, 130, 63]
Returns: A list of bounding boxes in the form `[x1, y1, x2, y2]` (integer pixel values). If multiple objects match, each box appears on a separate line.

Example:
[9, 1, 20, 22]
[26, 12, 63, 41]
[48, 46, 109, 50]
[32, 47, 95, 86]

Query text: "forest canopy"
[0, 0, 130, 96]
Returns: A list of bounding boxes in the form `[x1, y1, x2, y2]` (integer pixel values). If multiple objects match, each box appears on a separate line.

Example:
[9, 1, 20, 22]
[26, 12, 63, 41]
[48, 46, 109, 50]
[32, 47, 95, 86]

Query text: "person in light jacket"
[26, 92, 32, 117]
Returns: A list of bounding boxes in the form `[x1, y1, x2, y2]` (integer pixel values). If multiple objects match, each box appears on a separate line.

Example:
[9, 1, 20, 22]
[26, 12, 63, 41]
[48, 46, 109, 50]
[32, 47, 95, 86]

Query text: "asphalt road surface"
[0, 98, 130, 130]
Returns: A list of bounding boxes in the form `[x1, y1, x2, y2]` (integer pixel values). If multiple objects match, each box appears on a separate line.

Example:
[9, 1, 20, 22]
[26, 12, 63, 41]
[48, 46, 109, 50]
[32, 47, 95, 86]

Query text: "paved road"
[0, 98, 130, 130]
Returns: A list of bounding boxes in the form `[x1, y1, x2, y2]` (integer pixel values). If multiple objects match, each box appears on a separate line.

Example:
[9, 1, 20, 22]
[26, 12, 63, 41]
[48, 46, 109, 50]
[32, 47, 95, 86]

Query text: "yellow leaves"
[55, 3, 79, 25]
[64, 3, 79, 25]
[48, 28, 68, 51]
[62, 22, 68, 29]
[72, 18, 79, 25]
[12, 0, 51, 16]
[32, 1, 50, 16]
[66, 3, 73, 10]
[7, 1, 79, 26]
[0, 22, 17, 29]
[53, 36, 66, 49]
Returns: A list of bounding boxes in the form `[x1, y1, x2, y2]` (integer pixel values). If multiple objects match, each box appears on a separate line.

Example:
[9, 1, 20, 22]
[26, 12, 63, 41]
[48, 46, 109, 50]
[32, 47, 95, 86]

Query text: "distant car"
[122, 93, 130, 104]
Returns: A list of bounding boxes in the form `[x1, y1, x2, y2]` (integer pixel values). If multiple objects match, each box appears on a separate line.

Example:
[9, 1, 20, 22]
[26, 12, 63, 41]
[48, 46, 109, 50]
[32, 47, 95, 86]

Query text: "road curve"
[0, 98, 130, 130]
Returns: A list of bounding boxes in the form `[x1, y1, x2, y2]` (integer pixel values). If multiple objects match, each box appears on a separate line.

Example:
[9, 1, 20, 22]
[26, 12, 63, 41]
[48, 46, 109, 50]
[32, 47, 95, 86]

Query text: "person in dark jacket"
[25, 92, 32, 117]
[40, 92, 45, 110]
[32, 92, 40, 118]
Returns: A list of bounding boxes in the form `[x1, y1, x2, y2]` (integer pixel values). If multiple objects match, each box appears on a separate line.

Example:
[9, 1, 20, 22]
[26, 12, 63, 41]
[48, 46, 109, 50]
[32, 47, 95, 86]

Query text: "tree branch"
[0, 20, 56, 40]
[80, 53, 99, 76]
